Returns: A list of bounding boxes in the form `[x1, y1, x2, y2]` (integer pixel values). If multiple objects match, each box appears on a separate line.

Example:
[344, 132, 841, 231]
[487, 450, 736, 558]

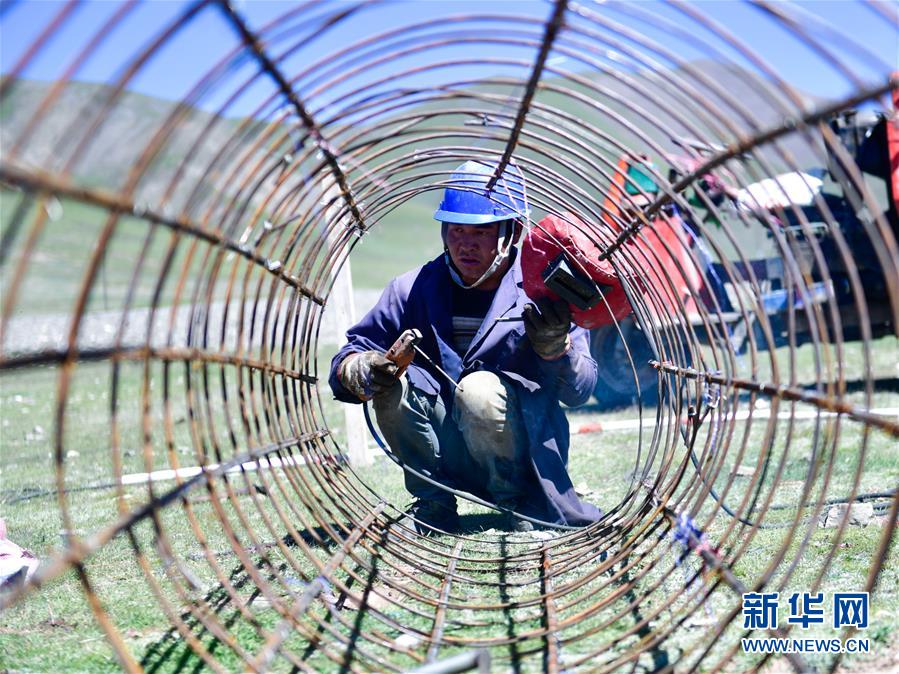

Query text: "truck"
[589, 90, 898, 409]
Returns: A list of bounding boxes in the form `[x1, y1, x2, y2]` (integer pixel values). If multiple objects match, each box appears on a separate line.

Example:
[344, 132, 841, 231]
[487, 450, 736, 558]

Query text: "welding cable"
[671, 376, 772, 529]
[675, 379, 835, 530]
[686, 445, 763, 528]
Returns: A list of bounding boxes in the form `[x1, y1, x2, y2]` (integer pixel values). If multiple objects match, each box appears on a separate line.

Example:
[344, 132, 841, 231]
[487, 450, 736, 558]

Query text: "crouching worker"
[329, 160, 602, 534]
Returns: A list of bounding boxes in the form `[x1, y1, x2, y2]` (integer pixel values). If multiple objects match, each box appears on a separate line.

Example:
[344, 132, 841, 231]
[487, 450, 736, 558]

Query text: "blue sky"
[1, 0, 896, 119]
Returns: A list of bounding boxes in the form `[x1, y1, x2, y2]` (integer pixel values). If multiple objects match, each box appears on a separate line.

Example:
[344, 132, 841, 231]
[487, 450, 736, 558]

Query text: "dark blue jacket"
[329, 251, 602, 525]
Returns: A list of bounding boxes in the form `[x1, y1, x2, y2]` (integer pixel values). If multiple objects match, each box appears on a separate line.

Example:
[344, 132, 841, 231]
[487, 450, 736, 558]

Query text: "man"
[329, 160, 602, 534]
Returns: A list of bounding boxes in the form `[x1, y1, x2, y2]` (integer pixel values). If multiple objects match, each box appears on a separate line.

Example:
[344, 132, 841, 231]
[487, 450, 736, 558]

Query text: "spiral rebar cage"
[1, 1, 897, 672]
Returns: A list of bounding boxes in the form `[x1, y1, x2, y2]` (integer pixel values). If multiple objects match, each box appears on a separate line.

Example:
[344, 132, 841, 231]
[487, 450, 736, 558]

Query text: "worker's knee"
[372, 376, 441, 428]
[454, 371, 509, 424]
[371, 376, 447, 470]
[453, 371, 521, 460]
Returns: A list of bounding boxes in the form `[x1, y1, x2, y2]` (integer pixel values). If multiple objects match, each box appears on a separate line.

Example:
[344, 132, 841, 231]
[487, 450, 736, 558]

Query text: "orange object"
[575, 422, 603, 434]
[602, 154, 704, 321]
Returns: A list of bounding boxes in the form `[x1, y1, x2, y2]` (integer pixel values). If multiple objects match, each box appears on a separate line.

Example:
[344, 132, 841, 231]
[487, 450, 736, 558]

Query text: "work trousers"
[372, 370, 530, 506]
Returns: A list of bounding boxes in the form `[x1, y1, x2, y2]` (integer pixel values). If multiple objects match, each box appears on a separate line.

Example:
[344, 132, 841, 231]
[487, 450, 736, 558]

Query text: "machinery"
[588, 94, 899, 409]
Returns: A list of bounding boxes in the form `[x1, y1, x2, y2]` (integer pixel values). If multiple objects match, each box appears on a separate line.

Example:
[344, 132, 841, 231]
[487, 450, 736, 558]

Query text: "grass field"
[1, 330, 896, 672]
[0, 187, 442, 321]
[2, 180, 898, 673]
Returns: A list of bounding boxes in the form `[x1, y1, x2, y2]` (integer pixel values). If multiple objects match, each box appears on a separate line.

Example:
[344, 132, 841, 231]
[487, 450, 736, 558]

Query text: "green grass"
[2, 184, 897, 672]
[0, 186, 443, 321]
[3, 72, 896, 672]
[345, 198, 444, 291]
[1, 338, 897, 672]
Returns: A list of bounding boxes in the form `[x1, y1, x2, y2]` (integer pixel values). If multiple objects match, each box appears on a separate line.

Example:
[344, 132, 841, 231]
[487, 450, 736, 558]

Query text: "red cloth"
[521, 214, 633, 328]
[889, 81, 899, 219]
[0, 518, 39, 584]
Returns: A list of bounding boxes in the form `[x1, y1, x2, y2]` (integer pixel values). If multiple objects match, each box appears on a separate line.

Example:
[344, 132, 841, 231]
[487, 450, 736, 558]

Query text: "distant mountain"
[651, 58, 827, 163]
[0, 78, 265, 214]
[1, 61, 832, 208]
[532, 57, 827, 171]
[0, 65, 858, 303]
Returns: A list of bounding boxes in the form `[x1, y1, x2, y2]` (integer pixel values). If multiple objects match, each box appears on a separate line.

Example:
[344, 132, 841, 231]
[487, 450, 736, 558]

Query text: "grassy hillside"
[0, 64, 836, 320]
[347, 198, 444, 288]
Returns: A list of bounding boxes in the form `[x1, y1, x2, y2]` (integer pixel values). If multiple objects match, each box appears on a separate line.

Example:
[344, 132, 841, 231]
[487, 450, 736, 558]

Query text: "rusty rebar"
[1, 2, 897, 673]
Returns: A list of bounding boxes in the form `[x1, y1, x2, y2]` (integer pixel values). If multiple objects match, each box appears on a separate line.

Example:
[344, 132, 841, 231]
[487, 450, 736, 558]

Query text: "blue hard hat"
[433, 160, 530, 225]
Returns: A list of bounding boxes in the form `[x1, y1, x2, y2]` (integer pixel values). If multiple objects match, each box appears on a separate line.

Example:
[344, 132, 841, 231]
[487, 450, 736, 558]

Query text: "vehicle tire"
[589, 318, 659, 410]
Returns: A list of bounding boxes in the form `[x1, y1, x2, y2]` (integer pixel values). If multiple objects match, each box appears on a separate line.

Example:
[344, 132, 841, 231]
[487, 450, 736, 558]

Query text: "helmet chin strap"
[444, 220, 515, 289]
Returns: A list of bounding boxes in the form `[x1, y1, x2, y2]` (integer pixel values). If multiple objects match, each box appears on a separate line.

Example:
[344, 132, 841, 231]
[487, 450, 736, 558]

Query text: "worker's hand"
[338, 350, 399, 400]
[523, 298, 572, 360]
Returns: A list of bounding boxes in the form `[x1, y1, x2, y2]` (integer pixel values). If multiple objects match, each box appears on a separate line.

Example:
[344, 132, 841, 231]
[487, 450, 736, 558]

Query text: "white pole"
[321, 180, 372, 466]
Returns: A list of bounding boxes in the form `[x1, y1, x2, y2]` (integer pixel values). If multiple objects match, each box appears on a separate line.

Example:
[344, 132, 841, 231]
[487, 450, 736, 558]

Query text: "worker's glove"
[523, 298, 572, 360]
[338, 350, 399, 400]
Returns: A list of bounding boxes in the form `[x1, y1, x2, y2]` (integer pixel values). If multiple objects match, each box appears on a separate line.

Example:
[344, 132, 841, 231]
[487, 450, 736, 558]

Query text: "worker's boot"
[398, 498, 460, 537]
[504, 514, 535, 533]
[498, 499, 535, 533]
